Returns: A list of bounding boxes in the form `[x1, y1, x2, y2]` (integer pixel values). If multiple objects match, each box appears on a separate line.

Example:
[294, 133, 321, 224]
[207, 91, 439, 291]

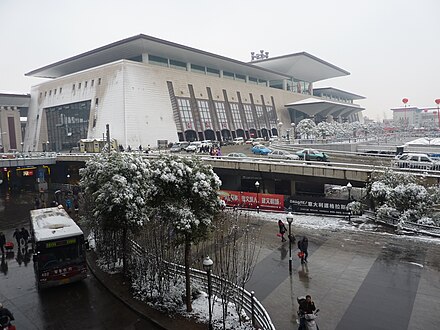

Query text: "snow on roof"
[30, 206, 83, 242]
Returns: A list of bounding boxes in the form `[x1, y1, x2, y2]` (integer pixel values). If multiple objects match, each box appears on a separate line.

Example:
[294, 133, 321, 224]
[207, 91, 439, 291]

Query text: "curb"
[86, 251, 207, 330]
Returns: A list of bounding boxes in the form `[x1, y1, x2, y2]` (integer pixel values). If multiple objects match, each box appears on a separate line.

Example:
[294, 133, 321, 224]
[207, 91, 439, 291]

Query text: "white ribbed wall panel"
[122, 62, 177, 148]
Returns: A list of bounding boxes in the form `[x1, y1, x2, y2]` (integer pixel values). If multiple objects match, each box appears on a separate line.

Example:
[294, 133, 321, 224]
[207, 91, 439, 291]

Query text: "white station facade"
[23, 34, 364, 152]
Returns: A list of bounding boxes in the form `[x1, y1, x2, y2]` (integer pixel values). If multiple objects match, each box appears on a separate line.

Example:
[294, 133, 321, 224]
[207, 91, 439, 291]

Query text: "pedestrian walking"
[278, 220, 287, 242]
[20, 227, 30, 245]
[298, 236, 309, 264]
[12, 229, 22, 246]
[0, 232, 5, 255]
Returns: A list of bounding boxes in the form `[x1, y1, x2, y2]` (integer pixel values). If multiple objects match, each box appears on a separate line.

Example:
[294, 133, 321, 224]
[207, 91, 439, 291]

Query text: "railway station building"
[23, 34, 364, 152]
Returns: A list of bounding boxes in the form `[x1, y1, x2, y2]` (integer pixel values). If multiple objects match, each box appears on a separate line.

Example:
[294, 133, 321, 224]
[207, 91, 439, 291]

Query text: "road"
[0, 190, 161, 330]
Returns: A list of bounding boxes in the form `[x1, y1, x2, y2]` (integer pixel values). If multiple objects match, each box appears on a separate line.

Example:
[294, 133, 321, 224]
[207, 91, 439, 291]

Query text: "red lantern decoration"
[435, 99, 440, 105]
[402, 98, 409, 104]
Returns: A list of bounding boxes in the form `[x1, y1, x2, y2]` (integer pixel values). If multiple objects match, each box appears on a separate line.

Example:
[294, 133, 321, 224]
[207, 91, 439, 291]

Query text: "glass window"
[44, 91, 47, 96]
[266, 105, 277, 127]
[223, 71, 234, 80]
[235, 74, 246, 82]
[49, 90, 52, 96]
[230, 103, 243, 129]
[197, 100, 212, 130]
[255, 105, 266, 127]
[59, 87, 62, 94]
[177, 98, 194, 130]
[78, 83, 81, 89]
[170, 59, 187, 70]
[72, 84, 75, 91]
[214, 101, 229, 129]
[191, 64, 205, 74]
[54, 89, 56, 95]
[98, 78, 101, 85]
[148, 54, 168, 67]
[243, 104, 254, 128]
[207, 67, 220, 77]
[91, 80, 94, 87]
[85, 81, 88, 88]
[249, 77, 258, 84]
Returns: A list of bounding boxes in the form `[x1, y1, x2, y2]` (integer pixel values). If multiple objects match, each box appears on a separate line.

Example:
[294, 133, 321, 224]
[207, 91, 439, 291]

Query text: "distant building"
[23, 34, 364, 152]
[0, 93, 30, 152]
[391, 106, 440, 129]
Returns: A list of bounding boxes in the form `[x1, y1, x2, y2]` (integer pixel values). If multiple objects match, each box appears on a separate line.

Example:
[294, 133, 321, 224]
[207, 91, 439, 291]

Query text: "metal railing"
[128, 239, 275, 330]
[365, 210, 440, 238]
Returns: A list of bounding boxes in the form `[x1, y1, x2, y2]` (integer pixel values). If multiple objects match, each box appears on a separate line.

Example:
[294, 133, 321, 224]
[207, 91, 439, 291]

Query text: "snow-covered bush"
[296, 119, 317, 139]
[347, 201, 363, 215]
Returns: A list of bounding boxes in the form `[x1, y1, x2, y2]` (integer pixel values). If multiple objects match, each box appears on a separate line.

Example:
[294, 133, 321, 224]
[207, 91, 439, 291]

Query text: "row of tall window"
[176, 97, 277, 134]
[39, 78, 102, 99]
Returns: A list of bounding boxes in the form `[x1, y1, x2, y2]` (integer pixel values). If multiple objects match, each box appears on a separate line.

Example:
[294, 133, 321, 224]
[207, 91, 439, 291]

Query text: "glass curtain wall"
[45, 100, 91, 152]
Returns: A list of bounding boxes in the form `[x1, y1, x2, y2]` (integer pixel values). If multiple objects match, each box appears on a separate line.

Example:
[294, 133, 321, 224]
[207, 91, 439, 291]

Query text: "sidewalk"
[86, 251, 207, 330]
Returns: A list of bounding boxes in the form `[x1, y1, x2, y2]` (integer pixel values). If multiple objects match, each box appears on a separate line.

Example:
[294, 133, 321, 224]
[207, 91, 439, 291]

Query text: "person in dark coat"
[0, 302, 15, 323]
[0, 232, 5, 255]
[21, 228, 30, 245]
[278, 220, 287, 242]
[298, 295, 316, 329]
[12, 229, 22, 246]
[299, 236, 309, 264]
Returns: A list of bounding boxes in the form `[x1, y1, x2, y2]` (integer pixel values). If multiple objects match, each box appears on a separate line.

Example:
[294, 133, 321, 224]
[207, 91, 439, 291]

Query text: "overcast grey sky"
[1, 0, 439, 120]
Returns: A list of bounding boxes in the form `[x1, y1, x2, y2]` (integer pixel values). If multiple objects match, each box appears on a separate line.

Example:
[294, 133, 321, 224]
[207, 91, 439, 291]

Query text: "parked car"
[226, 152, 248, 159]
[185, 141, 202, 152]
[245, 138, 255, 144]
[393, 153, 440, 170]
[233, 137, 245, 145]
[251, 145, 272, 155]
[296, 148, 329, 161]
[169, 141, 189, 153]
[252, 137, 266, 146]
[268, 150, 300, 160]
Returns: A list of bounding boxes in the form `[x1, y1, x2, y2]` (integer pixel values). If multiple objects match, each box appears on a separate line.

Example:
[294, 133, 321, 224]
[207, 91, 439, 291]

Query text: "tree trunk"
[122, 227, 127, 276]
[184, 235, 192, 312]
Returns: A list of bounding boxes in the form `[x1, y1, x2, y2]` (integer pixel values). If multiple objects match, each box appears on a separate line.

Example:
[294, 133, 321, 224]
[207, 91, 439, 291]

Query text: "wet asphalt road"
[0, 191, 160, 330]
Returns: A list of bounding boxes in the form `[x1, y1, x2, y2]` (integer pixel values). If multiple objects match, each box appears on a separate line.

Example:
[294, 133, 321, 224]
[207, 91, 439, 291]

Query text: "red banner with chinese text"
[219, 190, 285, 211]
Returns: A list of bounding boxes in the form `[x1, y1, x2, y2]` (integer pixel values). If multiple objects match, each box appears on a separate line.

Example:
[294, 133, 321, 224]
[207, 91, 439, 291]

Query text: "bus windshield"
[36, 237, 84, 270]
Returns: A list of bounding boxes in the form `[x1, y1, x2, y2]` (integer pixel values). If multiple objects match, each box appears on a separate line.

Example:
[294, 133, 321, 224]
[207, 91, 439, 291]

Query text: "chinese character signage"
[219, 190, 284, 211]
[288, 195, 350, 215]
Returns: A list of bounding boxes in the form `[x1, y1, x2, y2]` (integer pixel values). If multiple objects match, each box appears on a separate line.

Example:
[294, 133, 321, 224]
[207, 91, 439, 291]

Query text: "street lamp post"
[435, 99, 440, 130]
[286, 212, 294, 274]
[291, 123, 296, 142]
[20, 141, 24, 153]
[347, 182, 352, 200]
[46, 140, 50, 152]
[255, 181, 260, 213]
[203, 256, 214, 330]
[347, 182, 353, 222]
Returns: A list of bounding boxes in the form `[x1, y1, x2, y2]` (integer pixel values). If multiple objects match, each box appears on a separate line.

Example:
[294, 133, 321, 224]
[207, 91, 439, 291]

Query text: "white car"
[268, 150, 300, 160]
[185, 141, 202, 152]
[393, 153, 440, 170]
[233, 137, 245, 145]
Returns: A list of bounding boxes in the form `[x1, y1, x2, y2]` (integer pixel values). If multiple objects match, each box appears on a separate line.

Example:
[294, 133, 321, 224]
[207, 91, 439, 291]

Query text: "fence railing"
[128, 239, 275, 330]
[364, 210, 440, 238]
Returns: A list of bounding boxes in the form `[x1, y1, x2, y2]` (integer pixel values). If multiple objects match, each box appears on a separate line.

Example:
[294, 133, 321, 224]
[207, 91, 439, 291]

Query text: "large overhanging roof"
[0, 93, 31, 107]
[26, 34, 290, 81]
[285, 97, 364, 118]
[313, 87, 365, 100]
[250, 53, 350, 83]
